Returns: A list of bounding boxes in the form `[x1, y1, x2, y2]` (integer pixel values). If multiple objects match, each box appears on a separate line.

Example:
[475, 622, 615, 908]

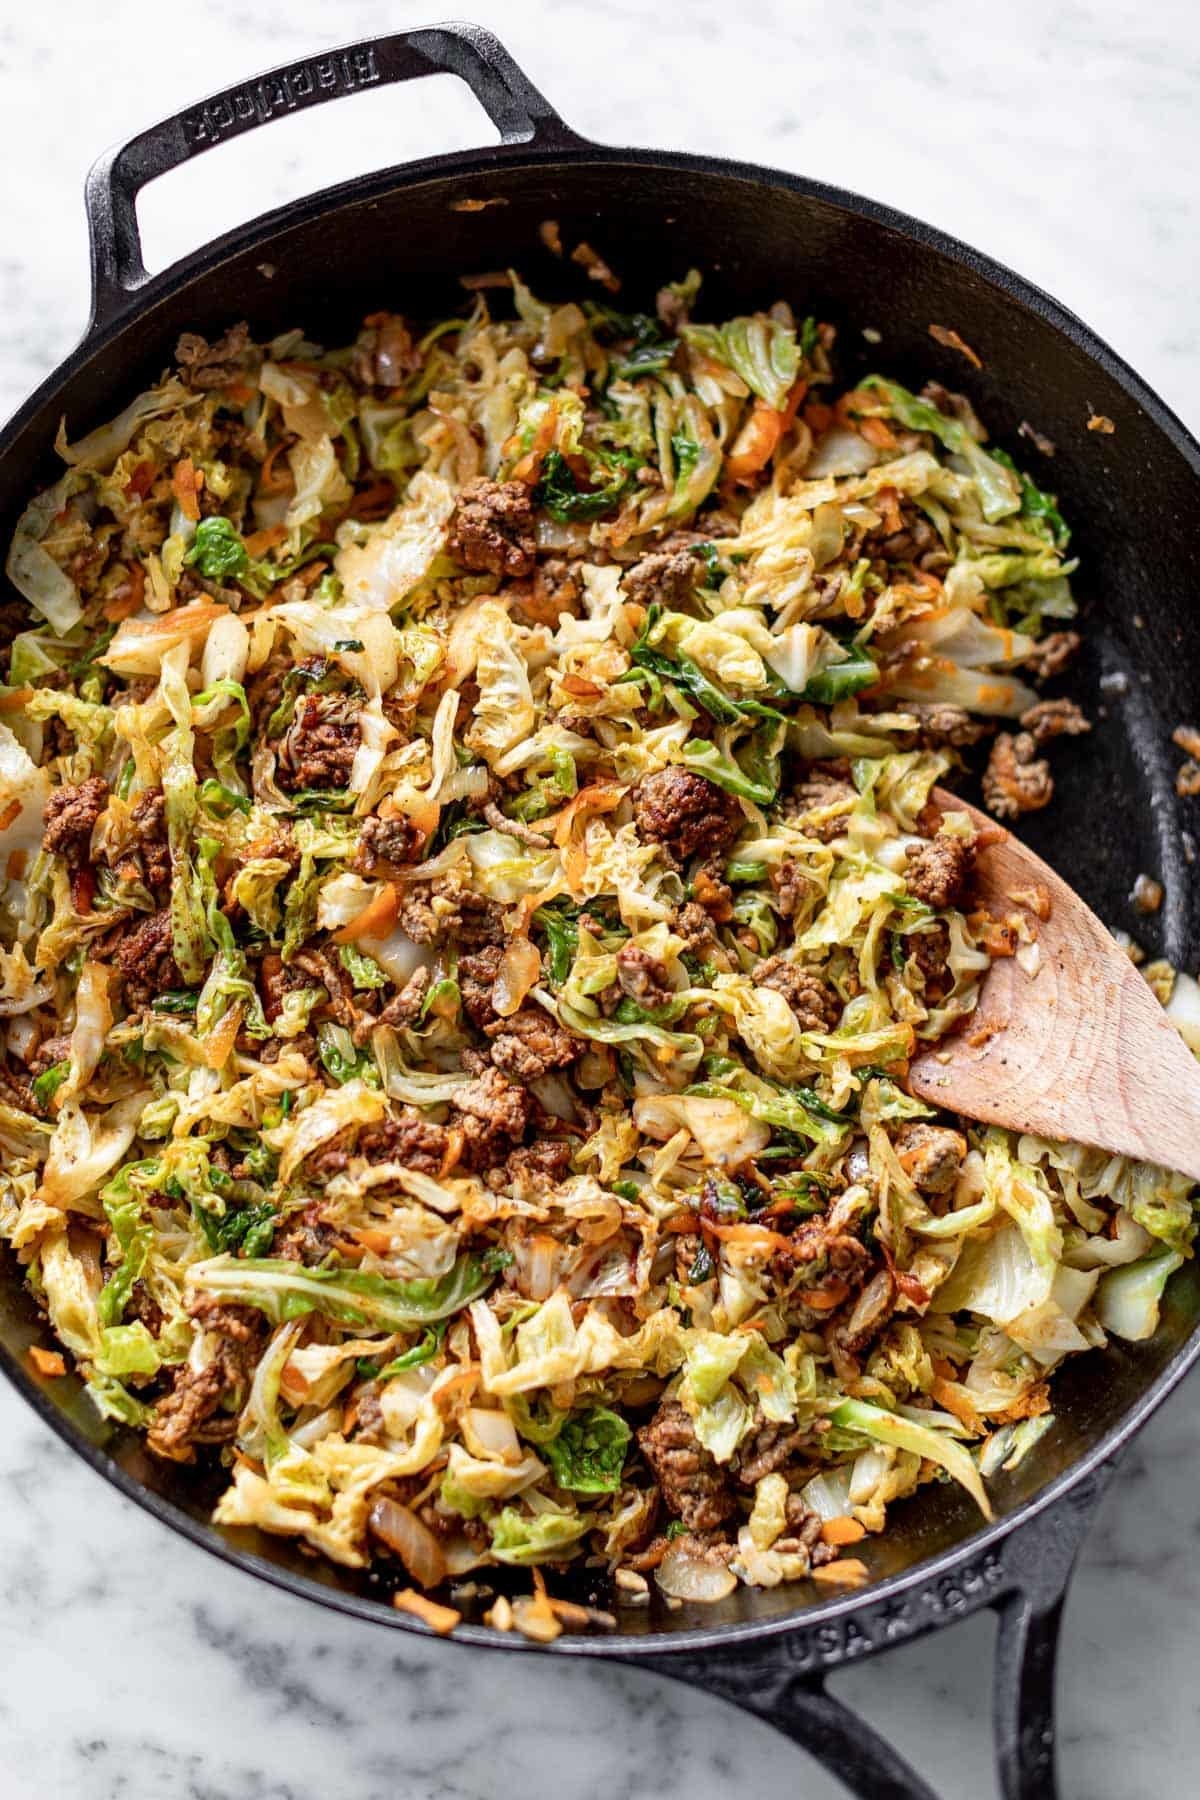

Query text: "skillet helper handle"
[619, 1463, 1116, 1800]
[84, 21, 579, 327]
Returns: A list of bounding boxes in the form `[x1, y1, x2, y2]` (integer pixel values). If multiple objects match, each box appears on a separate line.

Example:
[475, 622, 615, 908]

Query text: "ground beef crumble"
[117, 911, 184, 1007]
[276, 694, 360, 792]
[637, 1397, 736, 1532]
[894, 1121, 967, 1193]
[982, 731, 1053, 820]
[631, 767, 741, 861]
[147, 1296, 265, 1462]
[620, 549, 697, 609]
[905, 830, 976, 909]
[753, 955, 840, 1031]
[42, 776, 108, 861]
[445, 477, 536, 577]
[485, 1007, 582, 1082]
[615, 944, 675, 1009]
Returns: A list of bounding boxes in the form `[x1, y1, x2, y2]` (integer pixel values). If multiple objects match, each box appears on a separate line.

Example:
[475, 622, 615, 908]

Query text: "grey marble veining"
[0, 2, 1197, 1796]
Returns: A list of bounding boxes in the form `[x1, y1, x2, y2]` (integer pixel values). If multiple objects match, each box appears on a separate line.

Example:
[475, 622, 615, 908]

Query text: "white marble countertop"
[0, 2, 1197, 1795]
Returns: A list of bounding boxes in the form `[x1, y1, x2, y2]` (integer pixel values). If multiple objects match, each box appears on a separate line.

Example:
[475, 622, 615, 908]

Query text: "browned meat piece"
[905, 921, 952, 1000]
[632, 767, 742, 861]
[770, 858, 816, 920]
[129, 787, 170, 889]
[446, 477, 536, 578]
[621, 549, 697, 610]
[353, 812, 426, 875]
[350, 313, 420, 388]
[175, 322, 252, 390]
[616, 943, 674, 1009]
[271, 1201, 338, 1265]
[673, 900, 731, 971]
[637, 1398, 736, 1532]
[487, 1139, 574, 1194]
[117, 911, 185, 1007]
[485, 1007, 582, 1081]
[784, 773, 856, 843]
[396, 874, 505, 949]
[773, 1214, 872, 1290]
[42, 776, 108, 861]
[452, 1065, 534, 1172]
[258, 952, 315, 1025]
[312, 1107, 454, 1181]
[28, 1033, 72, 1076]
[862, 498, 939, 564]
[905, 830, 976, 910]
[127, 1278, 165, 1338]
[754, 956, 840, 1031]
[1021, 631, 1080, 680]
[147, 1295, 264, 1462]
[835, 1268, 897, 1355]
[982, 731, 1053, 820]
[894, 1121, 967, 1194]
[458, 944, 502, 1028]
[899, 703, 992, 749]
[736, 1422, 810, 1488]
[1018, 698, 1090, 744]
[276, 693, 360, 792]
[372, 967, 432, 1034]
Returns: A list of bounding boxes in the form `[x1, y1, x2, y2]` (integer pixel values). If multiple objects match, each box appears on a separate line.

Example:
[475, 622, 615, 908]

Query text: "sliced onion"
[462, 1407, 522, 1463]
[492, 938, 542, 1018]
[368, 1497, 446, 1588]
[1166, 970, 1200, 1055]
[655, 1542, 737, 1604]
[804, 428, 878, 478]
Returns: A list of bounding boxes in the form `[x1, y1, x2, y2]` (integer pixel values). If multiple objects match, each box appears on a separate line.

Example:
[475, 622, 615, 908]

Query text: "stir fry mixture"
[0, 269, 1195, 1622]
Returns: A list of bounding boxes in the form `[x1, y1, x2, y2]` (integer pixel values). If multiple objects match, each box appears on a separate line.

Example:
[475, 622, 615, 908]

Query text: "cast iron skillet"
[1, 24, 1198, 1799]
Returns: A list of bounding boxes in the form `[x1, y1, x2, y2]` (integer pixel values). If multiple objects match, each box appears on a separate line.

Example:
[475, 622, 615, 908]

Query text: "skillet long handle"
[611, 1463, 1116, 1800]
[83, 22, 581, 328]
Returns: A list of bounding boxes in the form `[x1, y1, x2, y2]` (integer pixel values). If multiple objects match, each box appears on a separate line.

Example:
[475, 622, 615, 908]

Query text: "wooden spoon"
[907, 791, 1200, 1182]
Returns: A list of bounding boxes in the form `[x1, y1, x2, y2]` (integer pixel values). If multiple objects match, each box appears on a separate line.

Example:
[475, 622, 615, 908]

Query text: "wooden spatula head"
[907, 791, 1200, 1183]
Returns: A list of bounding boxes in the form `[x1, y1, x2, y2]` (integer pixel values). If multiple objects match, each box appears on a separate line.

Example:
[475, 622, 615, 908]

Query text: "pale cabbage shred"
[0, 276, 1192, 1607]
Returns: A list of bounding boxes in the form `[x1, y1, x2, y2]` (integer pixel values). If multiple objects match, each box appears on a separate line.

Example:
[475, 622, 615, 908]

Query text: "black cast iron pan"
[2, 24, 1198, 1799]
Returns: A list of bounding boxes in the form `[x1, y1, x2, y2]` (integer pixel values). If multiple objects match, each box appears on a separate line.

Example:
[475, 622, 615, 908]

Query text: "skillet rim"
[1, 134, 1198, 1655]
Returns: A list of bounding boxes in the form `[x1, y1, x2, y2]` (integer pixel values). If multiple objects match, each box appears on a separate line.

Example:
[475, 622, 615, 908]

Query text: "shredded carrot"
[725, 399, 786, 484]
[259, 440, 293, 494]
[931, 1376, 985, 1435]
[29, 1347, 66, 1377]
[661, 1209, 702, 1236]
[801, 1280, 850, 1311]
[0, 688, 32, 714]
[704, 1221, 795, 1255]
[0, 799, 21, 832]
[7, 851, 27, 881]
[122, 460, 157, 500]
[803, 399, 835, 434]
[334, 882, 400, 944]
[858, 416, 898, 451]
[550, 779, 625, 849]
[811, 1557, 870, 1589]
[820, 1516, 867, 1547]
[508, 399, 560, 484]
[392, 1589, 462, 1635]
[243, 524, 287, 558]
[222, 381, 257, 405]
[203, 1003, 244, 1071]
[172, 457, 203, 522]
[103, 562, 146, 621]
